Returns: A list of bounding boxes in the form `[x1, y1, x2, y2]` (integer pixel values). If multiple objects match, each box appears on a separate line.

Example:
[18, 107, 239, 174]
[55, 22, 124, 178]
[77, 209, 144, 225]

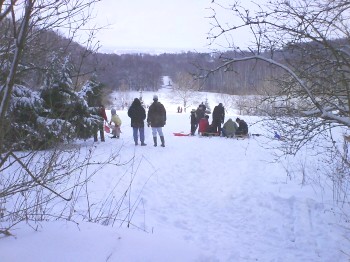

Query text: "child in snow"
[110, 108, 122, 138]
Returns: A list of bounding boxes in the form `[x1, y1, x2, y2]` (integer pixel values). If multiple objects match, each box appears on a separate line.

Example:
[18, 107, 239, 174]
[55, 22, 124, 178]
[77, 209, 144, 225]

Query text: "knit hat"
[153, 95, 158, 101]
[111, 108, 116, 115]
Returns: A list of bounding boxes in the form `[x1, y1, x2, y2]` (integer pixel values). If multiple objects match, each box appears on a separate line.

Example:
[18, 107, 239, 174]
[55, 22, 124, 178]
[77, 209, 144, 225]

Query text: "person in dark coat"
[128, 98, 147, 146]
[235, 117, 249, 136]
[212, 103, 225, 134]
[147, 95, 166, 147]
[190, 109, 198, 136]
[196, 105, 205, 126]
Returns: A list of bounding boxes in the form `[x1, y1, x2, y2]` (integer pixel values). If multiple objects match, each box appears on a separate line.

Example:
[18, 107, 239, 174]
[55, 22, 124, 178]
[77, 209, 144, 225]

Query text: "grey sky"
[80, 0, 264, 53]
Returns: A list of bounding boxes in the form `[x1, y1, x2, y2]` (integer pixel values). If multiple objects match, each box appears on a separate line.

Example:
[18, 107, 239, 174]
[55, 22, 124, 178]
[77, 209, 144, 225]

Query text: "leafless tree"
[0, 0, 117, 236]
[207, 0, 350, 210]
[171, 72, 201, 112]
[207, 0, 350, 144]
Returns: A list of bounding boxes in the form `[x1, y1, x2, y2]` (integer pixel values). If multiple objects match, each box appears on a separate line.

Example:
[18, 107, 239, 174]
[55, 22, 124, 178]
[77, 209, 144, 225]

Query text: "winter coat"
[206, 124, 216, 133]
[196, 107, 205, 122]
[236, 119, 248, 135]
[223, 119, 238, 135]
[198, 118, 209, 133]
[128, 99, 146, 128]
[110, 114, 122, 127]
[212, 104, 225, 123]
[190, 112, 197, 125]
[147, 101, 166, 127]
[98, 107, 107, 121]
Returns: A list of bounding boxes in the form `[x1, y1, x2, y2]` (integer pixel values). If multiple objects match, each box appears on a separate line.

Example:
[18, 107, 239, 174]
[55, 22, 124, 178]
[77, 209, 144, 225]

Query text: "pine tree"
[3, 54, 103, 150]
[78, 76, 107, 138]
[40, 54, 100, 141]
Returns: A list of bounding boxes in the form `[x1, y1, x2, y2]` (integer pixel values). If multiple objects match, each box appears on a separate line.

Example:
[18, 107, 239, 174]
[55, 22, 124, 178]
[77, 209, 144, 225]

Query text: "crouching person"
[235, 117, 248, 136]
[222, 118, 238, 138]
[110, 108, 122, 138]
[198, 115, 209, 136]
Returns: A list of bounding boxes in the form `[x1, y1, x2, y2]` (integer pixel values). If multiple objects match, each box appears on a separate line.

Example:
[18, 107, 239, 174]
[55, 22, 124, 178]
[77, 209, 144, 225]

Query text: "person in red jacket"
[198, 115, 209, 136]
[94, 104, 108, 142]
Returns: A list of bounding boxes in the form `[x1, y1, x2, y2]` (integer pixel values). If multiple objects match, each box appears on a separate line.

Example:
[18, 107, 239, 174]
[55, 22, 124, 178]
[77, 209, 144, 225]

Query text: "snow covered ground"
[1, 87, 349, 261]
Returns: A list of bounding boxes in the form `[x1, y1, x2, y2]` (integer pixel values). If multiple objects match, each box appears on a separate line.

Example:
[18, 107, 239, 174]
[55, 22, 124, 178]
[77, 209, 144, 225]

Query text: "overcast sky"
[80, 0, 264, 54]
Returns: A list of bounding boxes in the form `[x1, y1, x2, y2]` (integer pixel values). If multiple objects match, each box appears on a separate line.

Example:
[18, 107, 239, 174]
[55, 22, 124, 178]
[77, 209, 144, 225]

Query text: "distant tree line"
[0, 15, 286, 97]
[93, 51, 282, 95]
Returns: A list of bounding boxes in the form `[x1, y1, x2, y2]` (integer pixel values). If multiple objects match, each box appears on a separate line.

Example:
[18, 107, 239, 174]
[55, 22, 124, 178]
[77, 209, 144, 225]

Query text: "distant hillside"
[7, 25, 343, 96]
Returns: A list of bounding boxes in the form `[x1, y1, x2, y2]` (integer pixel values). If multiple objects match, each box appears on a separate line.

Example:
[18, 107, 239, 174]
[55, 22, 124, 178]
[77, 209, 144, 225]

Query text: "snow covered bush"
[1, 56, 104, 151]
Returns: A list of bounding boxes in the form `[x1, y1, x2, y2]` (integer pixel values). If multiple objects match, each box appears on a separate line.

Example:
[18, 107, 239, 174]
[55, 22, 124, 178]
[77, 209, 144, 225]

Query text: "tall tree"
[0, 0, 104, 236]
[207, 0, 350, 148]
[172, 72, 201, 112]
[207, 0, 350, 208]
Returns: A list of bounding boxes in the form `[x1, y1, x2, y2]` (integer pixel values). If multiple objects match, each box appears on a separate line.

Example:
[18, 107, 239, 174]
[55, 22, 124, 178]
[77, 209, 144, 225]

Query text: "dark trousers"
[191, 123, 198, 135]
[212, 119, 222, 134]
[94, 122, 105, 141]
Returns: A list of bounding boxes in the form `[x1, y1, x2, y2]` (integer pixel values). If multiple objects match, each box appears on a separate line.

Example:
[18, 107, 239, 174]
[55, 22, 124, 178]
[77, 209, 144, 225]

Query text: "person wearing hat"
[147, 95, 167, 147]
[235, 117, 248, 136]
[109, 108, 122, 138]
[190, 109, 198, 136]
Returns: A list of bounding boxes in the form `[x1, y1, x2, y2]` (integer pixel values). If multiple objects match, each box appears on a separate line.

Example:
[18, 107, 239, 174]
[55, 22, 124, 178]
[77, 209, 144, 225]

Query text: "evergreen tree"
[78, 76, 107, 138]
[2, 54, 102, 150]
[40, 54, 100, 140]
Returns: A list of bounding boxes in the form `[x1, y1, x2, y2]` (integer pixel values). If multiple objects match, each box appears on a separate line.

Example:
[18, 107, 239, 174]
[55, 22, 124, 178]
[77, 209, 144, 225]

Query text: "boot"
[160, 136, 165, 147]
[153, 137, 157, 147]
[141, 142, 147, 146]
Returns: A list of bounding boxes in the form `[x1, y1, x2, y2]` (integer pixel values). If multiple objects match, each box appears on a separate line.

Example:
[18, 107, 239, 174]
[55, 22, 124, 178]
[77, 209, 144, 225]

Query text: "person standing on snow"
[110, 108, 122, 138]
[212, 103, 225, 135]
[196, 104, 205, 126]
[147, 95, 166, 147]
[128, 98, 147, 146]
[94, 104, 108, 142]
[190, 109, 198, 136]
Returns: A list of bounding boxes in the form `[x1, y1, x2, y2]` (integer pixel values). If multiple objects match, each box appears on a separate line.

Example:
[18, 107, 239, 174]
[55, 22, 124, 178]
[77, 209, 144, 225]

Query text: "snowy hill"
[1, 88, 349, 261]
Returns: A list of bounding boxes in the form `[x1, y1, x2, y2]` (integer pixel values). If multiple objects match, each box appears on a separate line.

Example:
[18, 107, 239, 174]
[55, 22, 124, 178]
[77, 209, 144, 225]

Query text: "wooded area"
[0, 17, 281, 96]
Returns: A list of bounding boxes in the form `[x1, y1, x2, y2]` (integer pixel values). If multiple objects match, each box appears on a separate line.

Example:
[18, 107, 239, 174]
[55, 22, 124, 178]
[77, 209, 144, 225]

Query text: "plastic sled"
[173, 132, 191, 136]
[104, 124, 111, 133]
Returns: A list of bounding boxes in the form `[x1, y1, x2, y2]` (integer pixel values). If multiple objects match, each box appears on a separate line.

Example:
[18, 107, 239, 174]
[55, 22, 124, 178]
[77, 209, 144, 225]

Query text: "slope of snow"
[1, 88, 349, 261]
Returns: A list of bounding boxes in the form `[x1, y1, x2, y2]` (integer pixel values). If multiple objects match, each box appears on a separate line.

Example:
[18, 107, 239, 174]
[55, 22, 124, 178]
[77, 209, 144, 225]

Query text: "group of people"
[190, 102, 248, 137]
[95, 99, 248, 146]
[94, 105, 122, 142]
[94, 95, 167, 147]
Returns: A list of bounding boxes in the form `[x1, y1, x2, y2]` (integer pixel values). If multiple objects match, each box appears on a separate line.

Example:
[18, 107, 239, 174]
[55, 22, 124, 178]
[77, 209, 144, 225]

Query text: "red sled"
[104, 124, 111, 133]
[173, 132, 190, 136]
